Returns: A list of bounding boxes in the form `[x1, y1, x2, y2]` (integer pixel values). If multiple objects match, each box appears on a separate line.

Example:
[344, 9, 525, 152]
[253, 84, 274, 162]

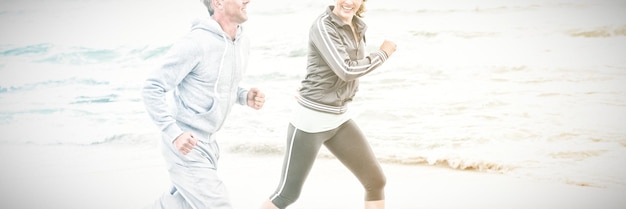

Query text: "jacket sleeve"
[310, 17, 389, 81]
[141, 39, 199, 142]
[237, 87, 249, 106]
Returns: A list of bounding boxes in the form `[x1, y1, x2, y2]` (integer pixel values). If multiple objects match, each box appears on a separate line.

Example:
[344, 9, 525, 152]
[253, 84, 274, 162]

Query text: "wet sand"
[1, 144, 624, 209]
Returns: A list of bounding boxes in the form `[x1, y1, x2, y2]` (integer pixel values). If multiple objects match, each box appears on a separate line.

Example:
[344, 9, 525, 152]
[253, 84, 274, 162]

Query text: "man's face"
[222, 0, 250, 24]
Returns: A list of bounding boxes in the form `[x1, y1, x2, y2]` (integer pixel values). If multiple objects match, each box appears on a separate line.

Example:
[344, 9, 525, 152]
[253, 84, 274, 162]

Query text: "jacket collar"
[326, 6, 368, 34]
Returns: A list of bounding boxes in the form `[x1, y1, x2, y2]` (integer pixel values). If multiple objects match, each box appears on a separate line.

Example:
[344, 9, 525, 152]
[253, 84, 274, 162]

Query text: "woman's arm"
[310, 15, 389, 81]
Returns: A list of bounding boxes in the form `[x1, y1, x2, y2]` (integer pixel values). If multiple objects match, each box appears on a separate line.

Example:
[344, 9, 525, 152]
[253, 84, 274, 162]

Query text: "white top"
[289, 102, 354, 133]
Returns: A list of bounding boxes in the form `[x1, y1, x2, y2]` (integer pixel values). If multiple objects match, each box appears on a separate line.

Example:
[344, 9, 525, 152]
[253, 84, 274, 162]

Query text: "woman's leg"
[364, 200, 385, 209]
[264, 124, 329, 209]
[324, 120, 386, 208]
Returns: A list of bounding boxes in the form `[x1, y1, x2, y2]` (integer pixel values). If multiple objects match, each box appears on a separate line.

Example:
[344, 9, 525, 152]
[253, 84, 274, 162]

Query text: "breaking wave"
[567, 26, 626, 38]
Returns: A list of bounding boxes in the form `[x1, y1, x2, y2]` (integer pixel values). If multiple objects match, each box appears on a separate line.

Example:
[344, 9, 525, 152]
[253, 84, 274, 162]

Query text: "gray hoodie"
[142, 16, 249, 143]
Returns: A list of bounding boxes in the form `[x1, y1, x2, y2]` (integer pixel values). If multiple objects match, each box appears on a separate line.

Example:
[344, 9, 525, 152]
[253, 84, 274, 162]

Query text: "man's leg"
[152, 135, 232, 209]
[168, 164, 232, 209]
[148, 187, 190, 209]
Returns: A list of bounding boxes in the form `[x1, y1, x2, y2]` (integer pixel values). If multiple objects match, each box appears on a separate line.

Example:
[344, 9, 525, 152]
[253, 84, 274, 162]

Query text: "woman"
[260, 0, 396, 208]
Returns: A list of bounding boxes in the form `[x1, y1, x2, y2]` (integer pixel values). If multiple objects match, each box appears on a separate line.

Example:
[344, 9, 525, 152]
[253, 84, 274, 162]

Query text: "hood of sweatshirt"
[189, 15, 244, 42]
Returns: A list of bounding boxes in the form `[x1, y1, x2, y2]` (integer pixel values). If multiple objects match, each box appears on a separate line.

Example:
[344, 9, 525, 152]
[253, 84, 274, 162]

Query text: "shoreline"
[0, 144, 624, 209]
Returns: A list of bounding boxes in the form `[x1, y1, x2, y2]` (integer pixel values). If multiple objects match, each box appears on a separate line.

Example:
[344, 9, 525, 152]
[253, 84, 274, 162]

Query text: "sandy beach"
[1, 144, 624, 209]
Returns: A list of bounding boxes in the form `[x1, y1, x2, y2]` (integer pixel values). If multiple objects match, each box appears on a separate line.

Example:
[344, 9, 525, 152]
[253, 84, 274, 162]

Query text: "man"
[142, 0, 263, 208]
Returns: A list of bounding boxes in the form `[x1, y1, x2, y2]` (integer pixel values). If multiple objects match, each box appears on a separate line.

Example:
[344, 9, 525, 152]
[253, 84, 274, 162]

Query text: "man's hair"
[202, 0, 215, 15]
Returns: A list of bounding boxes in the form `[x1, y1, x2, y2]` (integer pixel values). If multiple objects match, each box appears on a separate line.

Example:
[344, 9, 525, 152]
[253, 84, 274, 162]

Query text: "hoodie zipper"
[214, 36, 232, 131]
[215, 36, 243, 131]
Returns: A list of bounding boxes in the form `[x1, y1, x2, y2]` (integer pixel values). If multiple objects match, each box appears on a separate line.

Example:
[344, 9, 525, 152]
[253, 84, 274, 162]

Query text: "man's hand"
[247, 87, 265, 110]
[173, 132, 197, 155]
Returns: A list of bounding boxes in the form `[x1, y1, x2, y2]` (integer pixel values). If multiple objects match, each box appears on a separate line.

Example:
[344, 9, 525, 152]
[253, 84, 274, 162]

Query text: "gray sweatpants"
[147, 134, 232, 209]
[269, 120, 386, 208]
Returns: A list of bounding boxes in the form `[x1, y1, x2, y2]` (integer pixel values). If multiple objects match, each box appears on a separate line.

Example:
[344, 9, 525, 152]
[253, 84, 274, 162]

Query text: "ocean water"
[1, 0, 625, 188]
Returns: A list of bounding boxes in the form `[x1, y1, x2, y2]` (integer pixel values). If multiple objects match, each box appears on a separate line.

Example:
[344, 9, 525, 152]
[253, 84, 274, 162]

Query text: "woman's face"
[333, 0, 362, 23]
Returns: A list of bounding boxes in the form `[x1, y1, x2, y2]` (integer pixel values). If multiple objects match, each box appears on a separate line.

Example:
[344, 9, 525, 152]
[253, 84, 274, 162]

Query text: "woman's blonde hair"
[356, 0, 367, 18]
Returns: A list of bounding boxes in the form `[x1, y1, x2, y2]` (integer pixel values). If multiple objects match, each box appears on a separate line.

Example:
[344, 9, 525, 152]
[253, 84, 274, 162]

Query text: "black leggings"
[269, 119, 386, 208]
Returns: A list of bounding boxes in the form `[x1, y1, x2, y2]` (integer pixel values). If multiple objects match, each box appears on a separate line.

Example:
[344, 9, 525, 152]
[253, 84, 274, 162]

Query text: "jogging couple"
[141, 0, 397, 208]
